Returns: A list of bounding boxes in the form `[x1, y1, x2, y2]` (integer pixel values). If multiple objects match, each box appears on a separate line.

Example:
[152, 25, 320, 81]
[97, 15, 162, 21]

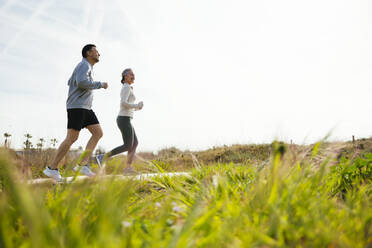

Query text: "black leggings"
[109, 116, 138, 157]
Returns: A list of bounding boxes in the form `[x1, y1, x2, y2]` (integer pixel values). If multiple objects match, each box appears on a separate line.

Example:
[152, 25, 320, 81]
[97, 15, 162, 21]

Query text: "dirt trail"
[28, 172, 191, 185]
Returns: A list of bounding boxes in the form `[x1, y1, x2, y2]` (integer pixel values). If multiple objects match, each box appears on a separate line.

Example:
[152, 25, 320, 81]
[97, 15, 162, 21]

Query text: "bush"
[327, 153, 372, 197]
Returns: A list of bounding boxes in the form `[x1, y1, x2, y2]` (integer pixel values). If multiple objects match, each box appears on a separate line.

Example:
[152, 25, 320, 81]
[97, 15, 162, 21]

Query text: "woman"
[96, 68, 143, 174]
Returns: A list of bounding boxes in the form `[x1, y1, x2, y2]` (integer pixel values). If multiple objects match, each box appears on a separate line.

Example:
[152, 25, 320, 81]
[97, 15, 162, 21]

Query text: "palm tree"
[50, 138, 58, 148]
[37, 138, 45, 150]
[3, 133, 11, 147]
[24, 133, 33, 149]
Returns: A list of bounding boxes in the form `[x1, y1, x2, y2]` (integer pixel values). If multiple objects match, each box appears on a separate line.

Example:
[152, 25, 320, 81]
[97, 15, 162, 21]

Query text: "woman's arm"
[121, 85, 140, 109]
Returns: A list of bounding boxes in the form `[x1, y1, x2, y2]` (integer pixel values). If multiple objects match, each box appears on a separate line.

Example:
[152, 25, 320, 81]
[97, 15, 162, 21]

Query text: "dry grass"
[3, 137, 372, 179]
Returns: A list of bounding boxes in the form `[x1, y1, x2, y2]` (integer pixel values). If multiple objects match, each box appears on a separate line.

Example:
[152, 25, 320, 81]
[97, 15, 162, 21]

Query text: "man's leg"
[50, 129, 80, 169]
[80, 124, 103, 165]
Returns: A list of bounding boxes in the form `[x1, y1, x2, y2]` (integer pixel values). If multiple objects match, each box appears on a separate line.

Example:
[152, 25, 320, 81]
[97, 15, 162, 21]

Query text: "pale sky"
[0, 0, 371, 152]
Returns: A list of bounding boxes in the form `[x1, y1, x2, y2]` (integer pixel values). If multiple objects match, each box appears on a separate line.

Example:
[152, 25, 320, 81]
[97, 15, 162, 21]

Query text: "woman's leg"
[126, 128, 138, 166]
[107, 116, 134, 157]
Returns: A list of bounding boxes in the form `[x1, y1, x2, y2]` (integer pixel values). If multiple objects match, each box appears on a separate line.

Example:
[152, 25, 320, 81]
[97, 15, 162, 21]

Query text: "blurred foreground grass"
[0, 142, 371, 247]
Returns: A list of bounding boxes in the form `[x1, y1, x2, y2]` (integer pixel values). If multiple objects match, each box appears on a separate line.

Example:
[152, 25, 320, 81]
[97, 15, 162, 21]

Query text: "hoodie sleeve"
[76, 63, 104, 89]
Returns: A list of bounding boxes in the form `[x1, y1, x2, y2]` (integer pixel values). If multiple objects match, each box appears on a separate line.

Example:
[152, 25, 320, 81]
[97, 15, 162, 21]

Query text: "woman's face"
[124, 70, 135, 83]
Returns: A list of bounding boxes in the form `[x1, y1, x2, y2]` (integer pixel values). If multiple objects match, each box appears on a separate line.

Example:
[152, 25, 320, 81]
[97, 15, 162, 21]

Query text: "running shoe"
[73, 165, 96, 177]
[123, 166, 137, 175]
[43, 166, 63, 182]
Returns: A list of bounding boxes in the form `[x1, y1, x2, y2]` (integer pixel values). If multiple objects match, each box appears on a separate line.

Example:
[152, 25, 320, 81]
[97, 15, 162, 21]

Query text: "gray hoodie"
[66, 58, 104, 110]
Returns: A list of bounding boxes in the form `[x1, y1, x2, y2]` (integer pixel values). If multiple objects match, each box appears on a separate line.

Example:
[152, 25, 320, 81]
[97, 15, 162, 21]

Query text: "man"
[43, 44, 108, 181]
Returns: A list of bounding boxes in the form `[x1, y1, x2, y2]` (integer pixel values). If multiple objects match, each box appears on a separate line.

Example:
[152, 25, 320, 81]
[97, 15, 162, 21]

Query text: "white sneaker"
[73, 165, 96, 177]
[43, 167, 63, 182]
[123, 166, 137, 175]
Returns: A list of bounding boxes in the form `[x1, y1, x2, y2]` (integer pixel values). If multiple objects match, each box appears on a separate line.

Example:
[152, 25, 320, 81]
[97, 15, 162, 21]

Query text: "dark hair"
[121, 68, 132, 84]
[82, 44, 96, 58]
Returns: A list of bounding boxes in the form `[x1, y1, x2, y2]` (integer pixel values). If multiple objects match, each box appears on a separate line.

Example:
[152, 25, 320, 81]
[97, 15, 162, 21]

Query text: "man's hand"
[138, 101, 144, 109]
[102, 82, 108, 89]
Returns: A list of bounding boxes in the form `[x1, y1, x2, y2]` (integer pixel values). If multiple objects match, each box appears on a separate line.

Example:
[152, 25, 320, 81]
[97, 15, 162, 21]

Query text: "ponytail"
[121, 68, 132, 84]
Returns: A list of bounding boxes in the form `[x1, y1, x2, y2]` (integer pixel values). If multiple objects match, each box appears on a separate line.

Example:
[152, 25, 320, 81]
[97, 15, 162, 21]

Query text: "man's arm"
[76, 63, 104, 89]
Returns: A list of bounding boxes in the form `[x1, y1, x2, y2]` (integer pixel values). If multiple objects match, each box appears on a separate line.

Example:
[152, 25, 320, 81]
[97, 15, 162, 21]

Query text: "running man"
[96, 68, 143, 174]
[43, 44, 108, 181]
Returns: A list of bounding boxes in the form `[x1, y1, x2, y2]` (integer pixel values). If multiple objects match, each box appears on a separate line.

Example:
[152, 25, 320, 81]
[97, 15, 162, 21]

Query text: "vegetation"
[3, 133, 11, 148]
[0, 138, 371, 247]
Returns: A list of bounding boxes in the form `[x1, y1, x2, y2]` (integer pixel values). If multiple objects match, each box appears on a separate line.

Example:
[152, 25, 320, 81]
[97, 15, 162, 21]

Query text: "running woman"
[96, 68, 143, 174]
[43, 44, 108, 181]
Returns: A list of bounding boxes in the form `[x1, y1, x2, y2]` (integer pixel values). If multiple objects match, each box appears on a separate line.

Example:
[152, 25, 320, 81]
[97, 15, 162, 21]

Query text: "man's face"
[87, 47, 100, 62]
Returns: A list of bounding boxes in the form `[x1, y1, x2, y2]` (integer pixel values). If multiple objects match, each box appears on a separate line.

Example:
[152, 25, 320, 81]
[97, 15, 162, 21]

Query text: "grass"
[0, 140, 372, 247]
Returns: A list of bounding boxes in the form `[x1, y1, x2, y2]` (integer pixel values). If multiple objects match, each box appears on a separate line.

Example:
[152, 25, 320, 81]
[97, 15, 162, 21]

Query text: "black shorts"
[67, 108, 99, 131]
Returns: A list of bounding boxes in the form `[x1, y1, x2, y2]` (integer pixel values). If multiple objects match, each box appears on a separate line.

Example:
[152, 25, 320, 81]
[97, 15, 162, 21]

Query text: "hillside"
[2, 137, 372, 178]
[137, 137, 372, 170]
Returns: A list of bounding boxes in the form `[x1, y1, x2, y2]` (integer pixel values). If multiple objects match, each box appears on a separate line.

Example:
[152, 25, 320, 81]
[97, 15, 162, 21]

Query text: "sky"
[0, 0, 371, 152]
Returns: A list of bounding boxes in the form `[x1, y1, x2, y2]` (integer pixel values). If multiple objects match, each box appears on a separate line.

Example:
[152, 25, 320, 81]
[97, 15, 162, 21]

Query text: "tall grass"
[0, 146, 371, 247]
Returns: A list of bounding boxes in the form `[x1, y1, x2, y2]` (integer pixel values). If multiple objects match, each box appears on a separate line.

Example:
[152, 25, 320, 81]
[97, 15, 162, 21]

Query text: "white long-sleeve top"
[118, 83, 140, 117]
